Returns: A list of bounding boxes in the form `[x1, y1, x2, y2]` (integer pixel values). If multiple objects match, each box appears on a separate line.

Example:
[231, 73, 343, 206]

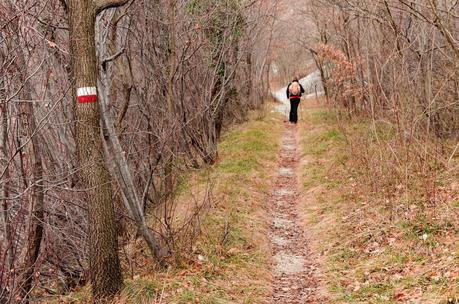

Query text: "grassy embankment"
[298, 100, 459, 303]
[59, 103, 283, 303]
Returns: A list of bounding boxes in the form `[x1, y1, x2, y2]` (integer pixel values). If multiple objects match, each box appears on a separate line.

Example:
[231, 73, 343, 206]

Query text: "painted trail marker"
[77, 86, 97, 103]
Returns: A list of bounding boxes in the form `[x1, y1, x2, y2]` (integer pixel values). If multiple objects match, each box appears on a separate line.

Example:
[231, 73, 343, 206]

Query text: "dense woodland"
[1, 0, 458, 303]
[306, 1, 459, 302]
[310, 0, 459, 138]
[307, 0, 458, 217]
[0, 0, 274, 302]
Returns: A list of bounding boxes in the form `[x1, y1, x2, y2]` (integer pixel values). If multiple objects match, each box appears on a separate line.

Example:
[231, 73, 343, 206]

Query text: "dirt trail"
[268, 123, 325, 303]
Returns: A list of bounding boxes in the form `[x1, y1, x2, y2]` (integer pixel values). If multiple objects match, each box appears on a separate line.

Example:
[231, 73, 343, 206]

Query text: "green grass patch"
[164, 110, 281, 303]
[122, 279, 161, 302]
[400, 216, 454, 241]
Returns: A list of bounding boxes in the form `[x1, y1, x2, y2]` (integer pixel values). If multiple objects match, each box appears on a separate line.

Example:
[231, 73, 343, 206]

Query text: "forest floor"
[58, 102, 283, 303]
[56, 98, 458, 304]
[296, 100, 459, 304]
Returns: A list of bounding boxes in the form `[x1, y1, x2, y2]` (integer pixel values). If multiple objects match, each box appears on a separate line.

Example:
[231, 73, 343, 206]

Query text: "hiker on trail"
[286, 77, 305, 124]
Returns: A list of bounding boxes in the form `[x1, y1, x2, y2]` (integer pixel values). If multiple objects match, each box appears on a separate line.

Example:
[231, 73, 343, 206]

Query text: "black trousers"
[289, 98, 301, 123]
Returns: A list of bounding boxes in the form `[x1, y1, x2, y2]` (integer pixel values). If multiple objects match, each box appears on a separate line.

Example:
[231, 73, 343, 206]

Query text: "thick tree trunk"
[68, 0, 124, 299]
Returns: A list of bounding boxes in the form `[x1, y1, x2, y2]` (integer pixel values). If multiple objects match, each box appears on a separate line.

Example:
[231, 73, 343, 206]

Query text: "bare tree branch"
[94, 0, 130, 15]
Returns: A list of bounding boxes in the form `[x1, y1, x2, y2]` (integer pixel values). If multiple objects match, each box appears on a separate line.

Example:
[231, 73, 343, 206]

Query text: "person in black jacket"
[286, 77, 305, 124]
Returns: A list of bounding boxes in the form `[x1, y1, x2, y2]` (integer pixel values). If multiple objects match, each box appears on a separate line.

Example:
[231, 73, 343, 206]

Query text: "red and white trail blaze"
[77, 86, 97, 103]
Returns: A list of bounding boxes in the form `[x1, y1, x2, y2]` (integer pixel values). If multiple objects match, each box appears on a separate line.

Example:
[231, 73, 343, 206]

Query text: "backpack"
[289, 82, 301, 96]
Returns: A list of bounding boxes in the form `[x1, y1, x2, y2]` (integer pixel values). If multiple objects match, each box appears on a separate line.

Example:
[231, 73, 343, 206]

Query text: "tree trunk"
[7, 34, 46, 301]
[68, 0, 124, 299]
[17, 92, 45, 303]
[0, 77, 13, 271]
[98, 18, 166, 263]
[310, 50, 329, 103]
[164, 0, 177, 197]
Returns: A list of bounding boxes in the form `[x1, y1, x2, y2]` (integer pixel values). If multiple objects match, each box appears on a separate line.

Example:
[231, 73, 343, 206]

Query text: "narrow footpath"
[269, 123, 325, 303]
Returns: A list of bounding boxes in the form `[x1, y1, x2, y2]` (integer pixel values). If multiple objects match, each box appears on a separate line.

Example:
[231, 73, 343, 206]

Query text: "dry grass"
[297, 99, 459, 304]
[52, 102, 283, 304]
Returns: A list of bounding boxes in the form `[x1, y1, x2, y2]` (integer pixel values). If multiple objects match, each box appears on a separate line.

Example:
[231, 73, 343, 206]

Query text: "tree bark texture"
[68, 0, 124, 299]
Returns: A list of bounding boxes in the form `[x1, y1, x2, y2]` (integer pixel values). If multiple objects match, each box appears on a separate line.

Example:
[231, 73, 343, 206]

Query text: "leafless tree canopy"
[308, 0, 459, 138]
[0, 0, 275, 301]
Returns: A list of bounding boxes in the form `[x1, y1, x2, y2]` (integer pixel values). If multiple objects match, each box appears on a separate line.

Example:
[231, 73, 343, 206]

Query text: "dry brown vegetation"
[1, 0, 459, 302]
[57, 104, 283, 303]
[294, 1, 459, 302]
[0, 0, 278, 302]
[299, 99, 458, 303]
[308, 0, 459, 136]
